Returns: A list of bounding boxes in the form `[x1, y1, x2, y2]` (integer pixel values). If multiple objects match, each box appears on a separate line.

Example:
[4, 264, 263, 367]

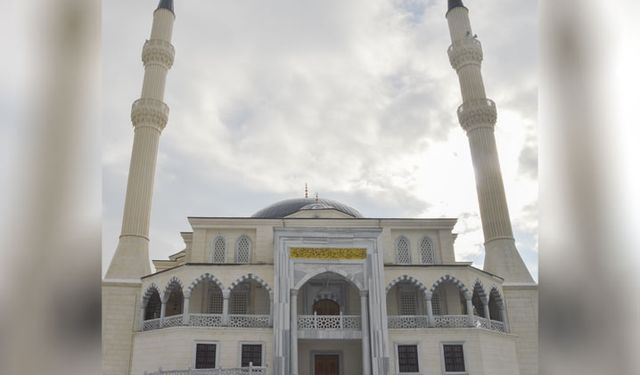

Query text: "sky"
[102, 0, 538, 280]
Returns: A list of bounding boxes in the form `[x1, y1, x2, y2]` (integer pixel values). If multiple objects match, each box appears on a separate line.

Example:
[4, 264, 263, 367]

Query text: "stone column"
[139, 305, 146, 331]
[500, 306, 510, 332]
[160, 300, 167, 325]
[425, 292, 434, 327]
[465, 295, 474, 327]
[290, 289, 299, 375]
[222, 289, 230, 325]
[182, 294, 190, 325]
[360, 290, 371, 375]
[483, 302, 490, 321]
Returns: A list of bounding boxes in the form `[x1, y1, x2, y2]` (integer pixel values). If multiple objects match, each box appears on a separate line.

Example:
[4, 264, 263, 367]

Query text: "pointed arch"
[395, 236, 411, 264]
[419, 236, 435, 264]
[163, 276, 184, 299]
[294, 268, 364, 291]
[488, 286, 506, 321]
[385, 275, 429, 295]
[186, 273, 225, 297]
[142, 283, 160, 304]
[471, 279, 488, 303]
[235, 235, 252, 263]
[227, 273, 273, 298]
[211, 235, 226, 263]
[429, 274, 469, 295]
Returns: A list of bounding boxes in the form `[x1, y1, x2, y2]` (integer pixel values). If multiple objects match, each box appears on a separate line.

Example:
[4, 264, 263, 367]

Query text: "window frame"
[394, 341, 421, 374]
[419, 236, 435, 264]
[212, 235, 226, 263]
[237, 341, 265, 368]
[235, 235, 252, 263]
[440, 341, 468, 375]
[395, 236, 412, 264]
[193, 341, 220, 369]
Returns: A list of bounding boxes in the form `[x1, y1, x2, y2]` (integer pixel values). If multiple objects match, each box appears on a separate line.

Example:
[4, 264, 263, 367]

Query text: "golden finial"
[305, 183, 308, 199]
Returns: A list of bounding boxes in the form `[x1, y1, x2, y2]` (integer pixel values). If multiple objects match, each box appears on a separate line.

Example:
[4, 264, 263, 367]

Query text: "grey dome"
[252, 198, 363, 218]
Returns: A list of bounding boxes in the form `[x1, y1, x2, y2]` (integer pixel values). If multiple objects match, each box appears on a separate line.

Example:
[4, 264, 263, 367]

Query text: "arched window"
[396, 236, 411, 264]
[431, 290, 443, 315]
[419, 237, 434, 264]
[212, 236, 226, 263]
[236, 235, 251, 264]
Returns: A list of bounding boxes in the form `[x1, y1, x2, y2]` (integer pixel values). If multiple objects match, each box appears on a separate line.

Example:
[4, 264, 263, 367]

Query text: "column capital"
[290, 288, 299, 297]
[222, 289, 231, 299]
[359, 290, 369, 297]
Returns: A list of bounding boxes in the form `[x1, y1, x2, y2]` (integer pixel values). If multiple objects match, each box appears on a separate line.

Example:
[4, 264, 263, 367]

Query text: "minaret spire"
[446, 4, 533, 283]
[105, 2, 176, 279]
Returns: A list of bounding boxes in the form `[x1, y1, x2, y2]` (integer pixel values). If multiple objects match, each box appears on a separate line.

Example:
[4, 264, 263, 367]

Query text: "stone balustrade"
[387, 314, 507, 333]
[142, 314, 271, 331]
[145, 367, 267, 375]
[297, 314, 361, 330]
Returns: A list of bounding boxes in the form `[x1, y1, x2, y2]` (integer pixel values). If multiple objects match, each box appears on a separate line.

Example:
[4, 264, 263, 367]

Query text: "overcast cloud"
[102, 0, 538, 280]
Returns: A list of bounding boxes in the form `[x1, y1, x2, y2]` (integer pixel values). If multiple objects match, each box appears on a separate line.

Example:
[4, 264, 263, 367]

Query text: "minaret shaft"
[447, 7, 533, 283]
[105, 7, 175, 280]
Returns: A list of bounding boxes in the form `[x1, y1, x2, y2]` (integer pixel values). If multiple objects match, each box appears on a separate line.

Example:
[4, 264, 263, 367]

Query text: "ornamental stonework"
[131, 98, 170, 131]
[447, 38, 483, 71]
[142, 39, 175, 69]
[289, 247, 367, 260]
[457, 98, 497, 132]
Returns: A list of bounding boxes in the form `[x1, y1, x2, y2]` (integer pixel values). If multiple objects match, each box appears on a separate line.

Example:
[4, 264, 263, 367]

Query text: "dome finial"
[315, 193, 319, 203]
[157, 0, 174, 14]
[304, 183, 309, 199]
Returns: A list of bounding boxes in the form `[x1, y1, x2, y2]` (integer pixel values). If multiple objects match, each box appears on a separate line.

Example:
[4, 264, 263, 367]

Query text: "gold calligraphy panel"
[289, 247, 367, 260]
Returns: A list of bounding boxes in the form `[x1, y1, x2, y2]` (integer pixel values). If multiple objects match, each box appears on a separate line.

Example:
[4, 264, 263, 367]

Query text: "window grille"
[432, 291, 443, 315]
[241, 344, 263, 367]
[236, 236, 251, 263]
[396, 237, 411, 264]
[399, 290, 418, 315]
[443, 344, 465, 372]
[420, 237, 434, 264]
[230, 285, 249, 314]
[213, 236, 225, 263]
[397, 345, 419, 372]
[207, 285, 223, 314]
[195, 344, 216, 369]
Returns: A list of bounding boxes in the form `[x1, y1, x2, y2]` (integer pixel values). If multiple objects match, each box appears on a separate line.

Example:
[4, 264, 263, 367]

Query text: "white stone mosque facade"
[102, 1, 539, 375]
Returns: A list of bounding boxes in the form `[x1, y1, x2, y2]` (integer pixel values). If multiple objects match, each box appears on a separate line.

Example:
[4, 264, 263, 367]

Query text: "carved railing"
[228, 314, 271, 328]
[432, 315, 470, 328]
[142, 314, 272, 331]
[471, 316, 491, 329]
[161, 315, 184, 328]
[189, 313, 224, 327]
[297, 314, 361, 330]
[490, 320, 506, 332]
[143, 318, 161, 331]
[146, 367, 267, 375]
[387, 315, 430, 329]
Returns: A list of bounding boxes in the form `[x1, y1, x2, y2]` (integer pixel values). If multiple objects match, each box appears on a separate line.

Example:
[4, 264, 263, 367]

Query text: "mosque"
[102, 1, 538, 375]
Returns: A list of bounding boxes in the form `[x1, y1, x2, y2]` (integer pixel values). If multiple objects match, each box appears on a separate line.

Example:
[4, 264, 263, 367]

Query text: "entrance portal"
[313, 299, 340, 315]
[314, 354, 339, 375]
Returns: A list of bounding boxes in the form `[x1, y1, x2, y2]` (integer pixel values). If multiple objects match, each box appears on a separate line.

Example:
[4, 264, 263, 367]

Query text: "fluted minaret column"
[105, 0, 176, 280]
[446, 0, 533, 283]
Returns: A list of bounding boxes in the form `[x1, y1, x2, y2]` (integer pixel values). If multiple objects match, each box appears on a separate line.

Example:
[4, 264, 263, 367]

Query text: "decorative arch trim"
[488, 285, 505, 307]
[472, 279, 488, 303]
[162, 276, 184, 301]
[186, 273, 225, 297]
[227, 273, 273, 298]
[385, 275, 429, 295]
[429, 274, 469, 295]
[142, 283, 160, 305]
[294, 268, 364, 291]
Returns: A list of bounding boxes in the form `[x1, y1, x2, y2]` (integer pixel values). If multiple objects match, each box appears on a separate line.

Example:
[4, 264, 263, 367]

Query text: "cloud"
[102, 0, 538, 279]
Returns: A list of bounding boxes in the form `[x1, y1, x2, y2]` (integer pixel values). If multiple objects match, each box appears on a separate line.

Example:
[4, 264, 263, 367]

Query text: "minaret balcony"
[447, 37, 483, 70]
[131, 98, 170, 130]
[457, 98, 497, 132]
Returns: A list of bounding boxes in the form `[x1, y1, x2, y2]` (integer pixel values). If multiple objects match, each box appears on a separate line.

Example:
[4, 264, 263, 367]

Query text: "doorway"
[314, 354, 339, 375]
[313, 299, 340, 315]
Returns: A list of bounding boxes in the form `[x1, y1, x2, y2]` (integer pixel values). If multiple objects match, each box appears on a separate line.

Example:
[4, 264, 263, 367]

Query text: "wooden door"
[314, 354, 339, 375]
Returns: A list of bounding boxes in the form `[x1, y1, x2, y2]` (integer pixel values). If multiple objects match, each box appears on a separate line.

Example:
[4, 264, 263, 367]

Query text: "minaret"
[446, 1, 533, 283]
[103, 3, 175, 375]
[105, 0, 176, 280]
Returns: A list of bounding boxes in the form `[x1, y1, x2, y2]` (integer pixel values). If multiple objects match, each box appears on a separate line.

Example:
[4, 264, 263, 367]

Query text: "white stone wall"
[388, 329, 520, 375]
[297, 340, 362, 375]
[131, 328, 273, 375]
[504, 286, 538, 375]
[103, 283, 142, 375]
